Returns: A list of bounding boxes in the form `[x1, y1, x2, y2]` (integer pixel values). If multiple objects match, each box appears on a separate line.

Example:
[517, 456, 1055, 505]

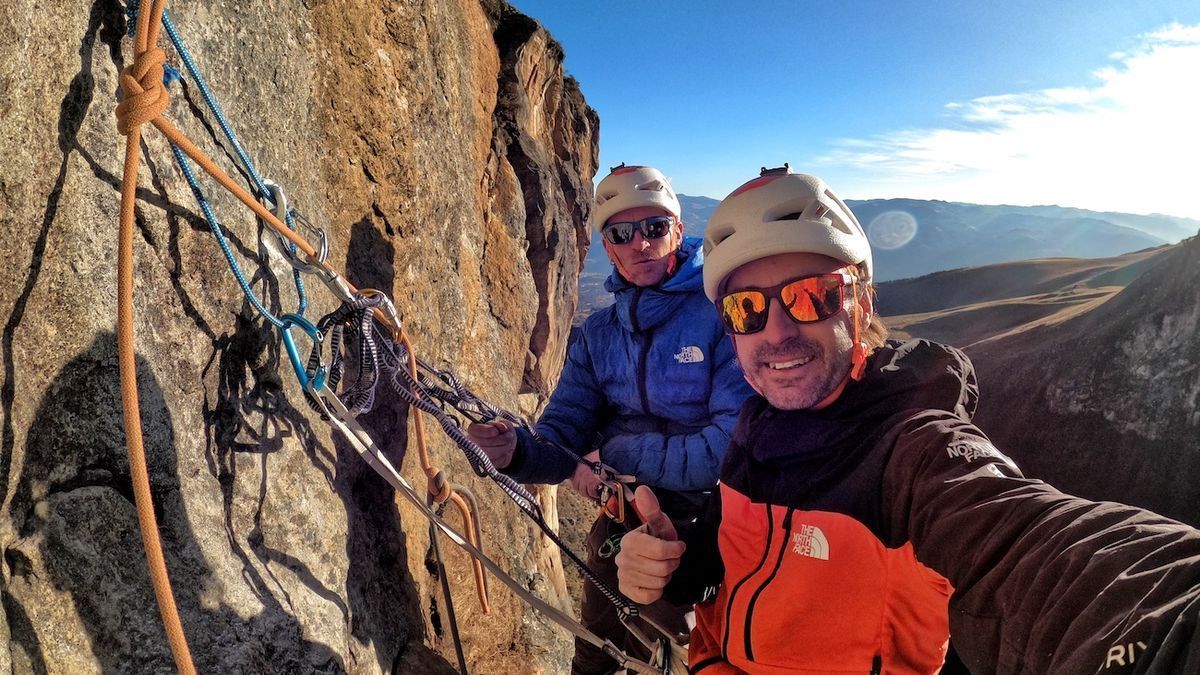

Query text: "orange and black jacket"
[670, 339, 1200, 674]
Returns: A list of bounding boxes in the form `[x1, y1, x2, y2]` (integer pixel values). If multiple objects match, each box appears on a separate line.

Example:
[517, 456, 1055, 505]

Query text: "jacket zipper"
[637, 337, 651, 414]
[721, 503, 774, 660]
[629, 288, 652, 414]
[743, 508, 794, 662]
[870, 654, 882, 674]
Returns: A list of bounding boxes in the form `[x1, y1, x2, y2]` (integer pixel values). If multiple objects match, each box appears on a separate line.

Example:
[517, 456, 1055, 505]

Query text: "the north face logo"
[674, 346, 704, 364]
[946, 439, 1002, 463]
[791, 524, 829, 560]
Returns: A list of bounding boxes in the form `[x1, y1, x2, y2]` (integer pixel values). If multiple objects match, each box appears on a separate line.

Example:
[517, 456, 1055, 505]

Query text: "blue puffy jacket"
[503, 236, 754, 494]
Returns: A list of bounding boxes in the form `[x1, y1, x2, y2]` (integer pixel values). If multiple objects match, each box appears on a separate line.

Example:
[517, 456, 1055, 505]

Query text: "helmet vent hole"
[708, 222, 736, 246]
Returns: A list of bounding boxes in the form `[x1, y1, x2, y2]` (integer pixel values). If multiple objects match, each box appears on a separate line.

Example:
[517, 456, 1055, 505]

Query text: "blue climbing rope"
[129, 0, 310, 320]
[161, 13, 270, 197]
[169, 145, 288, 328]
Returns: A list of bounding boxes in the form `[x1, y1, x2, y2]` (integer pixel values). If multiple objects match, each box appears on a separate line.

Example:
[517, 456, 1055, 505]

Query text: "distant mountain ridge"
[677, 193, 719, 237]
[848, 199, 1178, 282]
[576, 194, 1198, 322]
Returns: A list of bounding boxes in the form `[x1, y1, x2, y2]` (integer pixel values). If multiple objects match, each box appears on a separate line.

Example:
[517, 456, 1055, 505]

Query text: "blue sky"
[510, 1, 1200, 219]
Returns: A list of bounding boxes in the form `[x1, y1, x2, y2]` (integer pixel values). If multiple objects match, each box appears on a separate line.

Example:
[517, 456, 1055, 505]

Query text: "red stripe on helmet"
[728, 174, 784, 197]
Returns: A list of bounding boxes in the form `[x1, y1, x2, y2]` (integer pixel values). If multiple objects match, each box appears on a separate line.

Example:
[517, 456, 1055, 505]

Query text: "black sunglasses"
[601, 215, 675, 245]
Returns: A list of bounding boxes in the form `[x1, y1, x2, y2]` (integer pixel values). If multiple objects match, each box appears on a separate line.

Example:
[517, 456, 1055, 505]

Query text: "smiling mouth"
[766, 355, 814, 370]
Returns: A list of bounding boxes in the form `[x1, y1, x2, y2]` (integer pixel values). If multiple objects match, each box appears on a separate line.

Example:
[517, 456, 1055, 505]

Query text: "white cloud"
[818, 23, 1200, 220]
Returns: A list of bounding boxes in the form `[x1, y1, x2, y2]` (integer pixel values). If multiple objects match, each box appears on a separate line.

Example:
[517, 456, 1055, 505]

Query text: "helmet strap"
[850, 277, 868, 382]
[663, 221, 683, 278]
[813, 278, 869, 410]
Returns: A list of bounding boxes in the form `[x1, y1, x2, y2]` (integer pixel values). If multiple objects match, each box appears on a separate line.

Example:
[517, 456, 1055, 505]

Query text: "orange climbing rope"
[115, 1, 488, 669]
[116, 2, 195, 671]
[399, 331, 490, 612]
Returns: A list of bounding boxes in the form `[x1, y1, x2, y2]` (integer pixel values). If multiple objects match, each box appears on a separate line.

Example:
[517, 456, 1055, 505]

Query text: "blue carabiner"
[279, 313, 327, 391]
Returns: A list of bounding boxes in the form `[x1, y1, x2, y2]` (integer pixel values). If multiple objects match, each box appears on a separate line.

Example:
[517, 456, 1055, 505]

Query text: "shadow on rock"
[5, 333, 344, 673]
[333, 214, 459, 672]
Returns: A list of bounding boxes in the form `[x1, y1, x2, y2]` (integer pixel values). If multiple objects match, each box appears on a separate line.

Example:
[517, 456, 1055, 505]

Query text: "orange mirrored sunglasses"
[717, 271, 857, 335]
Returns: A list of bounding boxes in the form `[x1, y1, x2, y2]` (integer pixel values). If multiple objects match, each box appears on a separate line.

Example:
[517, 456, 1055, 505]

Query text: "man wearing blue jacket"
[467, 164, 753, 674]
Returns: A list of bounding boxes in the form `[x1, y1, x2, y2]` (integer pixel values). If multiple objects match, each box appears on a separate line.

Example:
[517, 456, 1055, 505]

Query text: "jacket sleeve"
[671, 489, 742, 673]
[884, 411, 1200, 674]
[501, 330, 602, 485]
[598, 336, 750, 492]
[666, 486, 724, 606]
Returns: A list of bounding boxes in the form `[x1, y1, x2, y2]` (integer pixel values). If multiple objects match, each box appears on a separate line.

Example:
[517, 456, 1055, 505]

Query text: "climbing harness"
[114, 2, 683, 673]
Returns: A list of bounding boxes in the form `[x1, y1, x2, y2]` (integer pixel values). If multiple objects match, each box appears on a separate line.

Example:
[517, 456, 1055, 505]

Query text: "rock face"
[0, 0, 596, 673]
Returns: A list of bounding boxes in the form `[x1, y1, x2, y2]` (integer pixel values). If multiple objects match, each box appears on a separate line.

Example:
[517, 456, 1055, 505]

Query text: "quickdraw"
[115, 2, 684, 674]
[398, 344, 639, 523]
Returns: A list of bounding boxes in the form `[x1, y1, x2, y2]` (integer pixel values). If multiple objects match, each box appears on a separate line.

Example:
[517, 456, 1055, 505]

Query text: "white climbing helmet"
[589, 163, 681, 232]
[702, 165, 872, 301]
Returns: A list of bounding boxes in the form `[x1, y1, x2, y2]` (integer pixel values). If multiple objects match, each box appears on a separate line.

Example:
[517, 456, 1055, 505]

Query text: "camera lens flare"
[867, 210, 918, 250]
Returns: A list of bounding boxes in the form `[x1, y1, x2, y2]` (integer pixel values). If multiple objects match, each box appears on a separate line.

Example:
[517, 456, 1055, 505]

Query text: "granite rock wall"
[0, 0, 597, 672]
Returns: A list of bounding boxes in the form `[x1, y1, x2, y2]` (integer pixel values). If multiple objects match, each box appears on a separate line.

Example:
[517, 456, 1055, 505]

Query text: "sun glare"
[867, 211, 919, 250]
[821, 23, 1200, 220]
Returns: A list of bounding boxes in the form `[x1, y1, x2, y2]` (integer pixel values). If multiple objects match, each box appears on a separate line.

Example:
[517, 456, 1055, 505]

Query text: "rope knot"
[429, 472, 453, 504]
[117, 47, 170, 136]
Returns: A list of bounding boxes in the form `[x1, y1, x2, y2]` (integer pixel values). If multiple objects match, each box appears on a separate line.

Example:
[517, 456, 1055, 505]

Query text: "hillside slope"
[881, 238, 1200, 525]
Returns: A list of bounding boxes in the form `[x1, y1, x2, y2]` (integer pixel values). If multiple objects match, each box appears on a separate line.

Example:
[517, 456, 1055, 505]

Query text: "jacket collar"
[740, 339, 980, 463]
[605, 236, 706, 332]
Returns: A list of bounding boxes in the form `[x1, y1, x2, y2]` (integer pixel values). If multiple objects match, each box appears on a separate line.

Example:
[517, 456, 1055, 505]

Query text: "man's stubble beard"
[741, 330, 853, 411]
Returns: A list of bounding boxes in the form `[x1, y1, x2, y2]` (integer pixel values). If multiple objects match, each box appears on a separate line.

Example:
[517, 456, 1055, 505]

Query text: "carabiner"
[311, 265, 356, 305]
[279, 312, 327, 391]
[288, 209, 330, 271]
[260, 179, 330, 274]
[358, 288, 402, 333]
[597, 463, 638, 524]
[598, 479, 627, 524]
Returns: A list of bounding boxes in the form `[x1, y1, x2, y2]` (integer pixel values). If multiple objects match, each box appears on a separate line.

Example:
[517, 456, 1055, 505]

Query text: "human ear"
[602, 238, 618, 264]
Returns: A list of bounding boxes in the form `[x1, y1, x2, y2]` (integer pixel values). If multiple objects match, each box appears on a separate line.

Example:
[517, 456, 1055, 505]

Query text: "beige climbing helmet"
[702, 164, 872, 301]
[589, 163, 681, 232]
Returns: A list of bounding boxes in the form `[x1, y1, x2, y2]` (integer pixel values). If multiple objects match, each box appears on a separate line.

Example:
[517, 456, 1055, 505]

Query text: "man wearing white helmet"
[615, 166, 1200, 673]
[468, 164, 753, 674]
